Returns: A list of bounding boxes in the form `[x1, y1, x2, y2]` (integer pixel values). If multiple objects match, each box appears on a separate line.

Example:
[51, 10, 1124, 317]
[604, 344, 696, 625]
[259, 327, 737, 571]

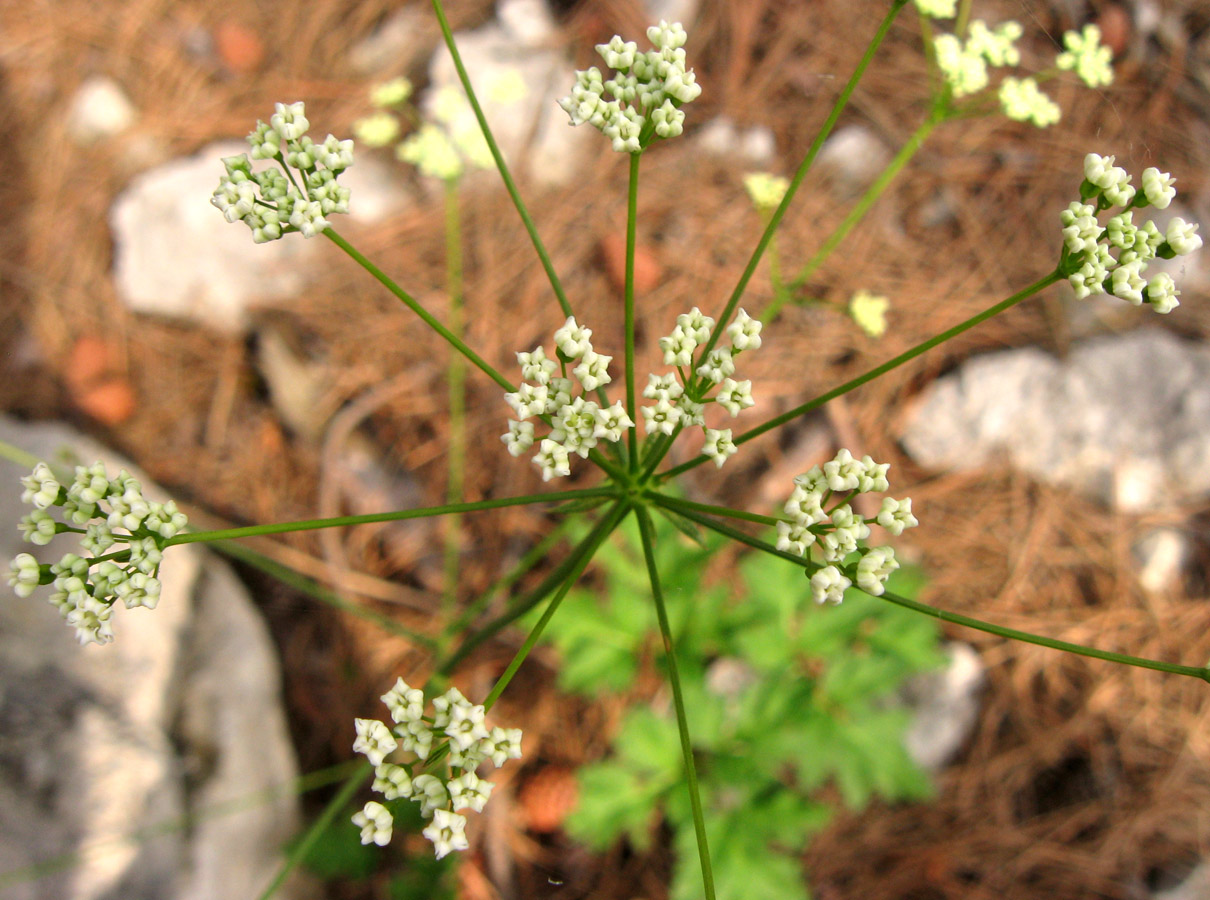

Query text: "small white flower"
[412, 774, 451, 819]
[397, 718, 433, 760]
[534, 438, 572, 480]
[913, 0, 956, 18]
[855, 456, 890, 493]
[353, 801, 394, 847]
[1165, 217, 1202, 256]
[784, 485, 825, 525]
[353, 718, 398, 766]
[677, 307, 715, 344]
[715, 378, 754, 417]
[776, 519, 816, 557]
[676, 396, 706, 427]
[502, 419, 536, 457]
[444, 701, 490, 752]
[19, 510, 57, 545]
[823, 448, 865, 492]
[1056, 25, 1113, 88]
[1111, 259, 1146, 305]
[381, 677, 426, 724]
[659, 325, 697, 367]
[1141, 167, 1176, 210]
[695, 348, 735, 384]
[877, 497, 919, 535]
[593, 402, 634, 442]
[422, 809, 470, 859]
[702, 428, 736, 468]
[517, 346, 557, 385]
[573, 350, 613, 391]
[1146, 272, 1180, 314]
[849, 290, 890, 338]
[856, 546, 899, 597]
[8, 553, 42, 598]
[726, 308, 763, 351]
[270, 101, 309, 141]
[486, 726, 523, 767]
[20, 463, 61, 510]
[642, 398, 682, 436]
[810, 565, 851, 605]
[998, 77, 1060, 128]
[644, 372, 683, 402]
[448, 772, 495, 813]
[66, 595, 114, 645]
[553, 316, 594, 358]
[742, 174, 789, 213]
[373, 763, 414, 800]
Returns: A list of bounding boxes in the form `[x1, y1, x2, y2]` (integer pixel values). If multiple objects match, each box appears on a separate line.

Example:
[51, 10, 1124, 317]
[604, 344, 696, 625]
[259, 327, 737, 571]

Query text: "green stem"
[656, 499, 1210, 683]
[444, 177, 466, 620]
[254, 761, 372, 900]
[694, 0, 912, 379]
[428, 0, 575, 320]
[482, 500, 631, 709]
[323, 228, 513, 393]
[438, 500, 629, 676]
[661, 269, 1063, 481]
[768, 114, 942, 320]
[647, 491, 779, 527]
[625, 151, 641, 471]
[165, 487, 618, 545]
[634, 506, 716, 900]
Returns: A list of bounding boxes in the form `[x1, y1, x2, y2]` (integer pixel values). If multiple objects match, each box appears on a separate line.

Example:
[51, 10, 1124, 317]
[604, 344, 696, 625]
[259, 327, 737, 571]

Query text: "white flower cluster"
[557, 21, 702, 153]
[351, 681, 522, 859]
[502, 318, 634, 481]
[1056, 24, 1114, 89]
[914, 0, 956, 19]
[652, 307, 762, 468]
[502, 309, 762, 478]
[1060, 154, 1201, 312]
[8, 462, 186, 645]
[927, 19, 1112, 128]
[776, 450, 917, 605]
[211, 101, 354, 243]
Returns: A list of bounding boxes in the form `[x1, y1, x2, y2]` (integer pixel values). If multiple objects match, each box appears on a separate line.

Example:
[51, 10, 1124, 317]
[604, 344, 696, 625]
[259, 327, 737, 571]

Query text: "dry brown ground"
[3, 0, 1210, 898]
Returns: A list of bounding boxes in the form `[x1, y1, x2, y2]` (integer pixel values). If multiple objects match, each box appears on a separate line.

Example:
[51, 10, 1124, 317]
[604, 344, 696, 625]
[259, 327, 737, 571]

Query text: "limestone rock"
[901, 329, 1210, 512]
[0, 416, 310, 900]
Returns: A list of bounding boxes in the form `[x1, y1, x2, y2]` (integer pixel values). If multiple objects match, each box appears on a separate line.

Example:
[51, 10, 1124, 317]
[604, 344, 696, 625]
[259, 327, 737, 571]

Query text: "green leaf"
[295, 814, 379, 881]
[616, 706, 684, 779]
[566, 760, 665, 851]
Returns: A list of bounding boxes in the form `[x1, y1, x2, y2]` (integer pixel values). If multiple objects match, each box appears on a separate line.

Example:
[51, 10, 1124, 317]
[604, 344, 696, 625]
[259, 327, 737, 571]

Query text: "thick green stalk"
[444, 178, 467, 620]
[482, 500, 632, 709]
[323, 228, 513, 392]
[694, 0, 912, 378]
[428, 0, 575, 320]
[661, 269, 1063, 481]
[635, 507, 716, 900]
[254, 761, 372, 900]
[625, 151, 642, 470]
[766, 114, 942, 320]
[166, 487, 617, 545]
[655, 498, 1210, 683]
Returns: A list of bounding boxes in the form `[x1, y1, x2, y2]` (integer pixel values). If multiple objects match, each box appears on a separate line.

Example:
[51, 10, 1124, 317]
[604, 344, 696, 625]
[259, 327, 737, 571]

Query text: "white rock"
[348, 5, 432, 75]
[67, 75, 136, 144]
[902, 643, 985, 771]
[0, 416, 309, 900]
[110, 142, 407, 333]
[901, 329, 1210, 512]
[497, 0, 556, 47]
[695, 116, 777, 166]
[647, 0, 703, 27]
[816, 124, 890, 191]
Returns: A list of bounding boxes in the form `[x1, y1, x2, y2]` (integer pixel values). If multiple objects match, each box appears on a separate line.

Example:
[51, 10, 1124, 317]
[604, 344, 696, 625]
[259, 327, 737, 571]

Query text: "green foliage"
[537, 515, 945, 900]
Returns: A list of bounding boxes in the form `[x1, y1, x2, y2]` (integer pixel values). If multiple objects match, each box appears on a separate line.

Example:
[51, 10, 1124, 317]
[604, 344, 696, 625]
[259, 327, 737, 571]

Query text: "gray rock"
[695, 116, 776, 167]
[901, 329, 1210, 512]
[0, 417, 309, 900]
[646, 0, 703, 27]
[1153, 861, 1210, 900]
[110, 142, 408, 333]
[902, 643, 985, 771]
[816, 124, 890, 192]
[497, 0, 556, 47]
[67, 76, 136, 144]
[348, 6, 434, 75]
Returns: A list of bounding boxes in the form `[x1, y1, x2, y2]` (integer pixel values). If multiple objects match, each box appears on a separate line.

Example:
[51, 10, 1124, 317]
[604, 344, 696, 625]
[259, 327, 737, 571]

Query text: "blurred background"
[3, 0, 1210, 898]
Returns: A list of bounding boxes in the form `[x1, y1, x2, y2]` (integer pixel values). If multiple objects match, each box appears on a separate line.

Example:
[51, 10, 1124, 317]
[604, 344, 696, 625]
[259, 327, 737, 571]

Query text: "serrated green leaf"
[566, 760, 665, 851]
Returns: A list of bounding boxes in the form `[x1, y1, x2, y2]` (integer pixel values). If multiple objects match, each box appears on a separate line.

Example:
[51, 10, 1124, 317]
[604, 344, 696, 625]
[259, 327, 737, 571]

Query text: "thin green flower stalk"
[636, 507, 716, 900]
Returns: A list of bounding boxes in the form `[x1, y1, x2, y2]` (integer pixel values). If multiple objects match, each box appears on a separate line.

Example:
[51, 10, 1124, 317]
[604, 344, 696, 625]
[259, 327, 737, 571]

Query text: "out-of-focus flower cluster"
[776, 450, 917, 605]
[557, 21, 702, 153]
[211, 101, 353, 242]
[352, 682, 522, 859]
[916, 8, 1113, 128]
[1059, 153, 1201, 312]
[8, 462, 186, 645]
